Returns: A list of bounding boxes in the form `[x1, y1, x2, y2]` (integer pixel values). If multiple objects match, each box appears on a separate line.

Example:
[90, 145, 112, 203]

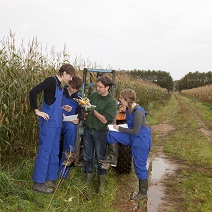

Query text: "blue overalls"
[107, 106, 152, 180]
[33, 76, 63, 183]
[59, 92, 80, 178]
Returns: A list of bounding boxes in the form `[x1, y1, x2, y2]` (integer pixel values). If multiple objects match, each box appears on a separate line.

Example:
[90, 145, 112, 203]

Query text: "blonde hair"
[120, 88, 136, 109]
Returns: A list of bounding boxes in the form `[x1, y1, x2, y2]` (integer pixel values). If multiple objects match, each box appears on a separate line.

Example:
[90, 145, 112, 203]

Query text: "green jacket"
[84, 91, 117, 131]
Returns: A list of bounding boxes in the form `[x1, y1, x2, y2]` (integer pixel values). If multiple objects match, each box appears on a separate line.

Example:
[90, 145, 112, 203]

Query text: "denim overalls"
[107, 106, 152, 180]
[59, 92, 80, 178]
[33, 76, 63, 183]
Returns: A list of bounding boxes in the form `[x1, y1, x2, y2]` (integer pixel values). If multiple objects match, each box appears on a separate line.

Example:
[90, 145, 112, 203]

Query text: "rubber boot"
[130, 179, 148, 201]
[99, 143, 119, 167]
[98, 174, 105, 194]
[33, 183, 54, 194]
[86, 173, 94, 184]
[45, 180, 57, 189]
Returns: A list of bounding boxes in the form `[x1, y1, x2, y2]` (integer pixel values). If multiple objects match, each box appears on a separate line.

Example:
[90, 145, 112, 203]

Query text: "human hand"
[113, 124, 119, 130]
[85, 105, 96, 113]
[71, 119, 79, 124]
[35, 109, 50, 120]
[62, 105, 72, 112]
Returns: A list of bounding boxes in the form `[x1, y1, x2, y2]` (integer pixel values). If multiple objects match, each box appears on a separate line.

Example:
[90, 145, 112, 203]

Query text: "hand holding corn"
[73, 97, 96, 112]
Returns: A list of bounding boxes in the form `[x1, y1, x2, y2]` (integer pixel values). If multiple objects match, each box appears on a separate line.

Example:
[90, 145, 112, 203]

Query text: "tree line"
[119, 70, 212, 92]
[177, 71, 212, 91]
[119, 69, 173, 92]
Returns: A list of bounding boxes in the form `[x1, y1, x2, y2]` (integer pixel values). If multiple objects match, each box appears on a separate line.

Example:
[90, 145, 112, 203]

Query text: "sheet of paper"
[63, 114, 78, 122]
[108, 123, 128, 132]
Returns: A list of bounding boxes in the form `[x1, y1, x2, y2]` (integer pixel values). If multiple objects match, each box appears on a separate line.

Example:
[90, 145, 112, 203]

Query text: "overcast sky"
[1, 0, 212, 80]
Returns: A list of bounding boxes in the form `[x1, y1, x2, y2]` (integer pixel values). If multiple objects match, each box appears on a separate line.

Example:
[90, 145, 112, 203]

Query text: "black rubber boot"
[45, 180, 57, 189]
[99, 143, 119, 167]
[130, 179, 148, 201]
[33, 183, 54, 194]
[86, 173, 94, 184]
[98, 174, 105, 194]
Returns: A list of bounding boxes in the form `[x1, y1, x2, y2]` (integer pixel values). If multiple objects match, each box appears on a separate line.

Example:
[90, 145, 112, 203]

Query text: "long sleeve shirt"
[29, 76, 62, 110]
[119, 108, 149, 135]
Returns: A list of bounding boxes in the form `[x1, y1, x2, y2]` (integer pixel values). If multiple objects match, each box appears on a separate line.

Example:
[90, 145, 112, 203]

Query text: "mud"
[147, 154, 178, 212]
[113, 123, 177, 212]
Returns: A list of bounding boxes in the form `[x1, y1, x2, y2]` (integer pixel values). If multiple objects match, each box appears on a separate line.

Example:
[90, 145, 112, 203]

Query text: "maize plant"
[0, 33, 170, 164]
[181, 84, 212, 103]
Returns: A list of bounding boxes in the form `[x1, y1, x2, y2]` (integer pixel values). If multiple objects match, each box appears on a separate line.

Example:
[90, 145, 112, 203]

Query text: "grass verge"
[152, 93, 212, 211]
[0, 160, 117, 212]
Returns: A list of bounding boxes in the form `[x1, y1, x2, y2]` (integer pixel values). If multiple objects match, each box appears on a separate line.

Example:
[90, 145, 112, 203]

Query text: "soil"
[112, 123, 177, 212]
[113, 120, 211, 212]
[112, 94, 212, 211]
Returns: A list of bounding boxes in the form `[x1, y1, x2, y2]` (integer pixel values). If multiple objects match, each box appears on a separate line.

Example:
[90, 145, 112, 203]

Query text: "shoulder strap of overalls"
[132, 105, 147, 117]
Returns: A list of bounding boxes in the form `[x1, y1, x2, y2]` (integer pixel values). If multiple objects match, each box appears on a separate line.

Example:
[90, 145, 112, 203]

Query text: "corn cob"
[73, 98, 87, 105]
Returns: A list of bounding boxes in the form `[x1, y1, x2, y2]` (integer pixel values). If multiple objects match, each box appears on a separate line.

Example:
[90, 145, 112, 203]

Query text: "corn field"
[0, 33, 169, 164]
[115, 72, 168, 108]
[181, 84, 212, 103]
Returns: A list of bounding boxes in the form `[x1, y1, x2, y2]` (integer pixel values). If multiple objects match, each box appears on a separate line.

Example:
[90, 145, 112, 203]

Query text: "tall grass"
[181, 84, 212, 103]
[115, 72, 169, 109]
[0, 33, 58, 163]
[0, 32, 172, 211]
[0, 33, 169, 164]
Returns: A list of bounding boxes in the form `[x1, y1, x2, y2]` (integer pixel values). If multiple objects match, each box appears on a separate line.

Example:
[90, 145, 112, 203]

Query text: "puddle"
[113, 155, 177, 212]
[147, 156, 177, 212]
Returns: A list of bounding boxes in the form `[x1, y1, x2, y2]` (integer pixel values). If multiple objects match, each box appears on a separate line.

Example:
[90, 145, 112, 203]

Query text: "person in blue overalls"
[99, 88, 152, 200]
[59, 76, 83, 179]
[29, 64, 76, 194]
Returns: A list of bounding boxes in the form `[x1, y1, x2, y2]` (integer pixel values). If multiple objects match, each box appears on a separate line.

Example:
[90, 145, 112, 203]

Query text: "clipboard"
[63, 114, 78, 122]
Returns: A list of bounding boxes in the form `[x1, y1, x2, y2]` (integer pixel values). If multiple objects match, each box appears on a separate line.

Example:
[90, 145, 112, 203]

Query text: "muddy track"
[112, 94, 212, 211]
[112, 108, 176, 211]
[112, 124, 177, 212]
[174, 94, 212, 142]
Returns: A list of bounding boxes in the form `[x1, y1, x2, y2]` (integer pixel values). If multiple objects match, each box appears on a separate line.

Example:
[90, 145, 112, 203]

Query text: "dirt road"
[112, 93, 212, 211]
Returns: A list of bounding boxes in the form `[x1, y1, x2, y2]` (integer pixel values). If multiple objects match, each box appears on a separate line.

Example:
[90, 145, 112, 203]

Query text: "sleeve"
[103, 98, 117, 124]
[29, 77, 54, 110]
[119, 110, 144, 135]
[76, 99, 83, 121]
[76, 106, 83, 120]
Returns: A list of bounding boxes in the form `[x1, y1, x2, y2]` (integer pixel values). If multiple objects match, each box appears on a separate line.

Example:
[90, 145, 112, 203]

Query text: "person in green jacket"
[83, 75, 117, 194]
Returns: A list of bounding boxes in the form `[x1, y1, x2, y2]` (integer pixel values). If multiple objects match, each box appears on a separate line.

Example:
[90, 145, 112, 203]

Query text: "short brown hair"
[96, 76, 113, 88]
[58, 64, 76, 77]
[68, 76, 83, 90]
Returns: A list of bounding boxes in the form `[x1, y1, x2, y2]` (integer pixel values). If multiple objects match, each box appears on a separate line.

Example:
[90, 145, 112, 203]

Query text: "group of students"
[29, 63, 152, 201]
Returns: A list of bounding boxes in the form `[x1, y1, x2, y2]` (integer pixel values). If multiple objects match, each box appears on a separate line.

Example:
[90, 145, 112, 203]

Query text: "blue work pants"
[59, 122, 77, 178]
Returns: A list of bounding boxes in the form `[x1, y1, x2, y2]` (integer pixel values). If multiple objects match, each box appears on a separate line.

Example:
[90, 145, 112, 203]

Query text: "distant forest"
[120, 70, 212, 92]
[177, 71, 212, 91]
[120, 70, 173, 92]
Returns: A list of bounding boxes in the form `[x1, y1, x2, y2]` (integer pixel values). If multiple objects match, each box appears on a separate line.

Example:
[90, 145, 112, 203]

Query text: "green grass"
[0, 33, 169, 164]
[0, 160, 118, 212]
[1, 33, 211, 211]
[0, 32, 171, 211]
[151, 93, 212, 211]
[183, 97, 212, 129]
[1, 93, 211, 211]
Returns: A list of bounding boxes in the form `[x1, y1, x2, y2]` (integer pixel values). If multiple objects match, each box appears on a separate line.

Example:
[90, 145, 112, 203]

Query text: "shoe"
[33, 183, 54, 194]
[86, 173, 94, 184]
[130, 193, 147, 200]
[99, 143, 118, 167]
[130, 179, 148, 201]
[98, 174, 105, 194]
[45, 180, 57, 189]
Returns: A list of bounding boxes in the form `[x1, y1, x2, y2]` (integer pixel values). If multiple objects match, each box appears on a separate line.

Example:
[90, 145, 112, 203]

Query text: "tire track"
[174, 94, 212, 143]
